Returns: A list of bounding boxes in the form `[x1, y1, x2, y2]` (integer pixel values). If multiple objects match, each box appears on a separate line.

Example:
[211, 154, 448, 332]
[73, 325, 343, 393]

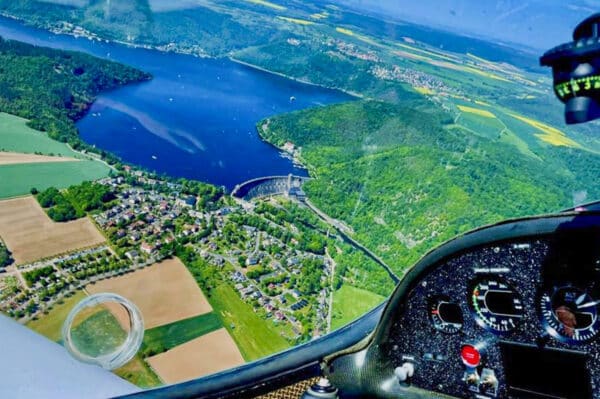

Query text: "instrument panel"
[326, 215, 600, 399]
[388, 236, 600, 398]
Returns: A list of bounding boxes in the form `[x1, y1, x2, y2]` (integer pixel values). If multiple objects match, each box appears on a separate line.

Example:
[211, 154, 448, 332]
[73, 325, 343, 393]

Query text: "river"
[0, 16, 352, 189]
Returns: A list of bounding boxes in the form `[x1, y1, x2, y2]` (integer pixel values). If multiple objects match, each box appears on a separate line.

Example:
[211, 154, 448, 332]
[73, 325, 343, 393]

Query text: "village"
[0, 169, 335, 340]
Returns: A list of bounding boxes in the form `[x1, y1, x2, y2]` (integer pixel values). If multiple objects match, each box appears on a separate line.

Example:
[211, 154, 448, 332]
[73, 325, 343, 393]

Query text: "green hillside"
[0, 36, 149, 145]
[260, 99, 600, 274]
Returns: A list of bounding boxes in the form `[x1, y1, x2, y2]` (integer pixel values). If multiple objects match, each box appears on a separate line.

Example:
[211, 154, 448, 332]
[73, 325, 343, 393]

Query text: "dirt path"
[0, 152, 79, 166]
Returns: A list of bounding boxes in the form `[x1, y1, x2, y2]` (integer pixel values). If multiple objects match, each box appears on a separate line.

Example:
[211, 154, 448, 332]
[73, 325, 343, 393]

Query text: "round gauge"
[541, 286, 600, 344]
[429, 296, 463, 334]
[470, 278, 524, 334]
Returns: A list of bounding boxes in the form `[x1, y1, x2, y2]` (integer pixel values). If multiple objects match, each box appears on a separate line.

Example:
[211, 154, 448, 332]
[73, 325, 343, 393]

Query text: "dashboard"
[326, 213, 600, 399]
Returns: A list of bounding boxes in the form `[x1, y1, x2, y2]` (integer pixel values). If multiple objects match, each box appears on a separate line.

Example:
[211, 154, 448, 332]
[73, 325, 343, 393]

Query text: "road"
[303, 199, 400, 284]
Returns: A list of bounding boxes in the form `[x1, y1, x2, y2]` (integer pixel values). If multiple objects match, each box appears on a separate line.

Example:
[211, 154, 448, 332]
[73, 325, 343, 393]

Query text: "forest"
[36, 182, 114, 222]
[0, 36, 150, 145]
[260, 99, 600, 274]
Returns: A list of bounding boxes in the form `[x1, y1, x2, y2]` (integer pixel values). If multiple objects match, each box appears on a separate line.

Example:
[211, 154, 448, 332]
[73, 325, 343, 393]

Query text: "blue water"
[0, 17, 352, 189]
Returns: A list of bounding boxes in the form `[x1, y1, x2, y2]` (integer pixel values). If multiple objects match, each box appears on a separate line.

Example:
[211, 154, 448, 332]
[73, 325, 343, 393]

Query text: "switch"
[463, 370, 480, 393]
[480, 368, 499, 397]
[394, 362, 415, 383]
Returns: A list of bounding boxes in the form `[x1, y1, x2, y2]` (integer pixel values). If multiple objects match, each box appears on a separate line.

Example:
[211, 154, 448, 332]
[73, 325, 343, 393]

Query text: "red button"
[461, 345, 481, 367]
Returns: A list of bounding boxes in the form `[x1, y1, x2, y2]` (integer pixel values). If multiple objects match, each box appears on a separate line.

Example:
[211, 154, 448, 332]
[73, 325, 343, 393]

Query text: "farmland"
[331, 285, 385, 330]
[0, 161, 110, 199]
[141, 312, 222, 356]
[0, 196, 105, 264]
[147, 328, 244, 384]
[0, 113, 80, 157]
[206, 283, 289, 361]
[0, 112, 111, 199]
[70, 309, 127, 358]
[86, 258, 212, 329]
[0, 152, 78, 166]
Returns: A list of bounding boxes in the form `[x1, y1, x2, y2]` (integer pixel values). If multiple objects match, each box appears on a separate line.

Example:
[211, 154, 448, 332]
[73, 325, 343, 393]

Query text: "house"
[140, 242, 155, 254]
[274, 311, 286, 321]
[291, 289, 302, 299]
[282, 142, 295, 153]
[246, 257, 258, 266]
[184, 196, 197, 207]
[125, 250, 139, 261]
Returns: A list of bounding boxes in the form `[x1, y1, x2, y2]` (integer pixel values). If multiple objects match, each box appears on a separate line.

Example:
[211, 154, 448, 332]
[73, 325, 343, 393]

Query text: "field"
[246, 0, 286, 11]
[0, 112, 111, 198]
[147, 328, 244, 384]
[0, 152, 78, 166]
[142, 312, 222, 355]
[115, 355, 162, 388]
[0, 160, 110, 199]
[70, 309, 127, 357]
[86, 258, 212, 329]
[207, 283, 289, 361]
[331, 285, 385, 330]
[27, 290, 87, 341]
[277, 17, 314, 26]
[457, 105, 496, 118]
[25, 289, 162, 388]
[507, 112, 582, 148]
[0, 113, 79, 157]
[0, 196, 105, 264]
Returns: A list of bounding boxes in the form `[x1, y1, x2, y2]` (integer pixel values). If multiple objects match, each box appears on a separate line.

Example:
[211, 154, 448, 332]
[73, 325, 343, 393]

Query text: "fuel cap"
[61, 293, 144, 370]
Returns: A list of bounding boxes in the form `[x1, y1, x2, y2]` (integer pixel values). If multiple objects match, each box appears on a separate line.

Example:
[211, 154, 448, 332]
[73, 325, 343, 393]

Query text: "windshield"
[0, 0, 597, 392]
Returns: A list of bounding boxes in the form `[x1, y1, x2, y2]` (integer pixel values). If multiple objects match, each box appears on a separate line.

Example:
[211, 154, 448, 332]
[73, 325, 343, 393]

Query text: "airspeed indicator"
[470, 278, 524, 334]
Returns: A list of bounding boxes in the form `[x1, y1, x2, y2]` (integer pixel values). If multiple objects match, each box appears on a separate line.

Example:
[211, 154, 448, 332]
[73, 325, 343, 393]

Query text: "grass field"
[208, 284, 289, 361]
[27, 291, 87, 342]
[0, 112, 111, 198]
[331, 285, 385, 331]
[0, 196, 105, 264]
[142, 312, 222, 355]
[0, 161, 110, 198]
[70, 309, 127, 357]
[0, 113, 79, 157]
[115, 355, 163, 388]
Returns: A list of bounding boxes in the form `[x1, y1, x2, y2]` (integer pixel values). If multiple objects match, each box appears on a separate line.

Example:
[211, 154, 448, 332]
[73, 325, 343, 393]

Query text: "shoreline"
[228, 57, 364, 100]
[0, 13, 361, 100]
[0, 13, 336, 186]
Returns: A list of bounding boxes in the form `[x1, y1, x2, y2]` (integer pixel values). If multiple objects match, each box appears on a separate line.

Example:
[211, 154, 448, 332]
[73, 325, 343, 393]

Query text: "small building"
[125, 250, 139, 261]
[140, 242, 155, 255]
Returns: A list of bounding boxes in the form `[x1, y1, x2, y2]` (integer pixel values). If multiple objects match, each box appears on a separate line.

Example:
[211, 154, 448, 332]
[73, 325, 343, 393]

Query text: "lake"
[0, 16, 352, 189]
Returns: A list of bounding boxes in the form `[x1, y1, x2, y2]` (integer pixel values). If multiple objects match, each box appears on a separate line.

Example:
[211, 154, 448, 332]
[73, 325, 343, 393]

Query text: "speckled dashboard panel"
[386, 238, 600, 398]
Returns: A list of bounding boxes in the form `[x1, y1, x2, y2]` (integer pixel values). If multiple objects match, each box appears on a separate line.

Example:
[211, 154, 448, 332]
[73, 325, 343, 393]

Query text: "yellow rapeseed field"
[508, 113, 581, 148]
[246, 0, 285, 10]
[457, 105, 496, 118]
[277, 17, 314, 25]
[336, 27, 354, 36]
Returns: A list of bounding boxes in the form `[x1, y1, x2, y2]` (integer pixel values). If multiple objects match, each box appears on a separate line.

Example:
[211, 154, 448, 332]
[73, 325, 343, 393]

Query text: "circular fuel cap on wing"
[61, 293, 144, 370]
